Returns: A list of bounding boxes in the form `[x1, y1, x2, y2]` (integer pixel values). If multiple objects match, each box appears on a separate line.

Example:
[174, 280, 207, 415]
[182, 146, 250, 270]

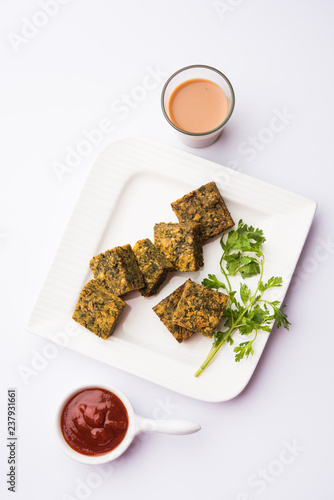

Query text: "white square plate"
[26, 137, 316, 402]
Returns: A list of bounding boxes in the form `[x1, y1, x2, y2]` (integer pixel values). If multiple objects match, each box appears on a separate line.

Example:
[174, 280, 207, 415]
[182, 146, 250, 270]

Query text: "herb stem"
[195, 257, 264, 376]
[220, 253, 232, 293]
[220, 252, 236, 330]
[250, 252, 265, 302]
[195, 330, 232, 377]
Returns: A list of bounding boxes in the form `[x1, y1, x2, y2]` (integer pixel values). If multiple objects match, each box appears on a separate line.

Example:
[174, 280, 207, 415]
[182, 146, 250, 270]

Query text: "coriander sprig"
[195, 220, 290, 377]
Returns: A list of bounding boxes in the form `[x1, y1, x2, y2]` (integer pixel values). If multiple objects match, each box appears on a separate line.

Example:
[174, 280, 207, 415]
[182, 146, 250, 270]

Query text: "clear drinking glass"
[161, 64, 235, 148]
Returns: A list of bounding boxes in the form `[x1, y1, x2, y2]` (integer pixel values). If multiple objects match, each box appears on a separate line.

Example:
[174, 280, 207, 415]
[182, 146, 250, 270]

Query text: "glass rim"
[161, 64, 235, 137]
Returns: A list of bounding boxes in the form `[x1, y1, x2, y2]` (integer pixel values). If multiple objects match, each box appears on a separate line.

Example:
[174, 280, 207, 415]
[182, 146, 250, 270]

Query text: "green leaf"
[250, 304, 268, 324]
[222, 220, 266, 255]
[222, 305, 240, 329]
[221, 228, 238, 251]
[261, 325, 273, 333]
[240, 283, 251, 305]
[202, 274, 226, 291]
[260, 276, 283, 291]
[214, 330, 234, 346]
[274, 303, 290, 330]
[260, 300, 290, 330]
[239, 323, 255, 335]
[239, 260, 261, 279]
[238, 304, 275, 334]
[225, 253, 260, 277]
[234, 340, 255, 362]
[227, 290, 238, 306]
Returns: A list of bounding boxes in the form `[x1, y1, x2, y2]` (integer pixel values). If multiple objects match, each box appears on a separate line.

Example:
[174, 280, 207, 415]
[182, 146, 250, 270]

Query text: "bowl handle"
[133, 415, 201, 435]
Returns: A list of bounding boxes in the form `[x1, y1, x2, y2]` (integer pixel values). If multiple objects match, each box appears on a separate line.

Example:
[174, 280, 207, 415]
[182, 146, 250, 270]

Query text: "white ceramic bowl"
[56, 384, 201, 464]
[161, 64, 235, 148]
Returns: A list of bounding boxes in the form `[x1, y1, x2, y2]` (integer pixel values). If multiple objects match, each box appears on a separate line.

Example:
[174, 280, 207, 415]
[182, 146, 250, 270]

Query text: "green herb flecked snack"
[171, 181, 234, 241]
[90, 244, 145, 296]
[72, 279, 126, 339]
[173, 279, 228, 338]
[154, 222, 203, 272]
[153, 281, 195, 343]
[133, 238, 174, 297]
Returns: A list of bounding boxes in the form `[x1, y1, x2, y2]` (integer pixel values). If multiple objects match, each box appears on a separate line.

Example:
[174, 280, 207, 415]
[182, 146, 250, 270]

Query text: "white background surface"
[1, 0, 333, 499]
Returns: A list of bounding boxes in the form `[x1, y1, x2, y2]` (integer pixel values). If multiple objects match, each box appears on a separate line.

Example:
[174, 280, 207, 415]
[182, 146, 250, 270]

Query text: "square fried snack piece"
[152, 281, 194, 343]
[72, 280, 126, 339]
[133, 238, 174, 297]
[173, 279, 228, 337]
[154, 222, 203, 272]
[90, 244, 145, 296]
[171, 181, 234, 240]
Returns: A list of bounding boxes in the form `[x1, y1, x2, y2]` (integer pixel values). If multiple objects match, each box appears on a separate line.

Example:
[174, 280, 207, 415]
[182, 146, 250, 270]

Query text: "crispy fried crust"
[133, 238, 174, 297]
[171, 181, 234, 240]
[72, 280, 126, 339]
[173, 279, 228, 337]
[89, 244, 145, 296]
[153, 222, 203, 272]
[152, 282, 194, 343]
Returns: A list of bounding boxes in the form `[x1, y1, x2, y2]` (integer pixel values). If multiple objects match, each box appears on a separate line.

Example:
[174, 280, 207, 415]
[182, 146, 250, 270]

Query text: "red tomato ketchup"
[60, 388, 129, 456]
